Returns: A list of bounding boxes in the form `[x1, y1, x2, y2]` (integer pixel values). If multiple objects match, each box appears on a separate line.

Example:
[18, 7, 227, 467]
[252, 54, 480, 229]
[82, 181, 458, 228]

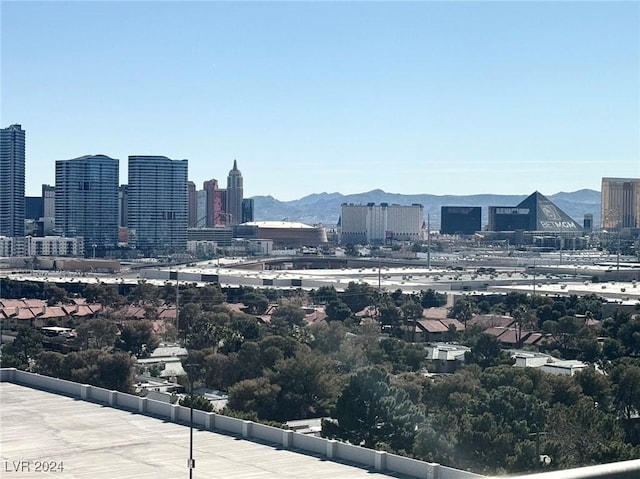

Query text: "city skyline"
[2, 1, 638, 200]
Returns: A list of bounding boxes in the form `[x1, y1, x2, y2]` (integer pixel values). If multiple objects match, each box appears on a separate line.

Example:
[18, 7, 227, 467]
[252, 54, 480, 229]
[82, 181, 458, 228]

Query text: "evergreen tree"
[322, 367, 422, 452]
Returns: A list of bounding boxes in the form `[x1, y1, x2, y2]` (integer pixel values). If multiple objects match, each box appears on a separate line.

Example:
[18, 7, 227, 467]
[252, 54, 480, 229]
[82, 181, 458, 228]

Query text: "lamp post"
[529, 424, 550, 469]
[186, 362, 198, 478]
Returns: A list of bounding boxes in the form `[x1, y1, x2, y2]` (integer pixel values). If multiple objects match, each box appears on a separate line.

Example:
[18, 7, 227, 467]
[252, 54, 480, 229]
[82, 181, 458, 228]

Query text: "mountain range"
[252, 189, 601, 229]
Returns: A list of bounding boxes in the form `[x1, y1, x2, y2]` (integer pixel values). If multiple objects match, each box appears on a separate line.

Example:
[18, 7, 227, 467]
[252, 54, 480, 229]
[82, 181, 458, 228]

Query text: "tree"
[229, 313, 263, 341]
[180, 394, 214, 412]
[309, 321, 348, 354]
[456, 385, 547, 473]
[186, 318, 243, 352]
[75, 318, 118, 350]
[610, 360, 640, 420]
[270, 303, 306, 334]
[574, 368, 611, 409]
[83, 283, 125, 306]
[34, 351, 64, 377]
[513, 305, 536, 347]
[313, 286, 339, 305]
[465, 334, 504, 369]
[127, 280, 160, 305]
[322, 367, 422, 453]
[267, 348, 341, 421]
[199, 284, 226, 310]
[378, 301, 403, 336]
[116, 320, 159, 357]
[39, 349, 135, 392]
[227, 377, 281, 419]
[542, 316, 584, 355]
[325, 299, 353, 322]
[241, 292, 269, 315]
[401, 300, 423, 342]
[44, 284, 67, 305]
[546, 398, 637, 468]
[449, 297, 478, 329]
[341, 282, 375, 314]
[616, 317, 640, 356]
[0, 326, 44, 370]
[602, 338, 626, 361]
[420, 289, 446, 308]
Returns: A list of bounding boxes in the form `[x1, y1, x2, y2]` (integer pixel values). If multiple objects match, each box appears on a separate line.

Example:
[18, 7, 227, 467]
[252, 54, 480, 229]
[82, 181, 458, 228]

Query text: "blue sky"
[2, 1, 639, 200]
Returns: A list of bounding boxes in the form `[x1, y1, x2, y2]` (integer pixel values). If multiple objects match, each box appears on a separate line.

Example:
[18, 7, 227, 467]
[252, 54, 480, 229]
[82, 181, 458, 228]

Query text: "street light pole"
[187, 362, 197, 478]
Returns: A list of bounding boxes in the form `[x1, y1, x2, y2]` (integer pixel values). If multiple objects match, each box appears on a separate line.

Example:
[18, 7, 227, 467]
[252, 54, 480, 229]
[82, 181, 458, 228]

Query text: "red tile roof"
[422, 307, 449, 320]
[416, 320, 449, 333]
[468, 314, 515, 329]
[440, 318, 465, 330]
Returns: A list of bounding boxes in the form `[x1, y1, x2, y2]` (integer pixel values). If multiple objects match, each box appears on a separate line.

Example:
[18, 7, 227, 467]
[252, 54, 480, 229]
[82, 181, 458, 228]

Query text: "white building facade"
[340, 203, 424, 244]
[0, 235, 83, 257]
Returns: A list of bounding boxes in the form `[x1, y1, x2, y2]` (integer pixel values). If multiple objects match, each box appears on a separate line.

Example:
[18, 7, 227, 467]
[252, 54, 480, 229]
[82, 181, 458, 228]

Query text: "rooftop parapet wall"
[0, 368, 480, 479]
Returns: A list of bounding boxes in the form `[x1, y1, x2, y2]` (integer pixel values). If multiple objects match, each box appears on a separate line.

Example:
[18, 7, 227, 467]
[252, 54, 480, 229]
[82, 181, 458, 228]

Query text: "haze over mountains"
[252, 189, 601, 229]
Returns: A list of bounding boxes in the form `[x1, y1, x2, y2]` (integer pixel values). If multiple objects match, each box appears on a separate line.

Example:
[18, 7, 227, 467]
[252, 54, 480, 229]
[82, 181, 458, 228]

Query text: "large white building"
[340, 203, 424, 244]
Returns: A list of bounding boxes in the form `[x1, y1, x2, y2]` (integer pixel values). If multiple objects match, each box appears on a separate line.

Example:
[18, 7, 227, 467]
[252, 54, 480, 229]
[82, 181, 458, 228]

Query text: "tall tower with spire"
[226, 159, 243, 225]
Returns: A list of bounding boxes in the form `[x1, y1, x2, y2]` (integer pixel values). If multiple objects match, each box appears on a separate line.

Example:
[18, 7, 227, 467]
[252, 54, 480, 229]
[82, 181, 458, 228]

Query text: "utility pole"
[559, 223, 563, 265]
[427, 214, 431, 270]
[616, 230, 621, 282]
[175, 270, 180, 338]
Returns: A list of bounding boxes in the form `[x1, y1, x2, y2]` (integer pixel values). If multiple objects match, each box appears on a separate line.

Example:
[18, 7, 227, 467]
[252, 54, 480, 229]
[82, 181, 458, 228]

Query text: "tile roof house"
[412, 318, 465, 342]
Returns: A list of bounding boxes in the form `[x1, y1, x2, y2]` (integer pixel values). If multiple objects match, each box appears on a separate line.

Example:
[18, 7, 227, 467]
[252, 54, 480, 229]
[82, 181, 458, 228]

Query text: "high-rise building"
[187, 181, 197, 228]
[42, 184, 55, 219]
[118, 185, 128, 228]
[226, 160, 243, 226]
[196, 190, 207, 228]
[128, 156, 188, 253]
[0, 124, 26, 237]
[203, 179, 227, 226]
[340, 203, 424, 244]
[242, 198, 254, 223]
[602, 177, 640, 230]
[25, 196, 43, 220]
[55, 155, 119, 251]
[440, 206, 481, 235]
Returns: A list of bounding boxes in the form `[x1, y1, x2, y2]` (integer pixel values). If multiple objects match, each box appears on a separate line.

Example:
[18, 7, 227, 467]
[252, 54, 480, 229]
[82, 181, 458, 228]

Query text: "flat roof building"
[602, 177, 640, 230]
[441, 207, 481, 235]
[340, 203, 424, 244]
[55, 155, 119, 252]
[235, 221, 328, 247]
[0, 124, 25, 237]
[128, 156, 188, 254]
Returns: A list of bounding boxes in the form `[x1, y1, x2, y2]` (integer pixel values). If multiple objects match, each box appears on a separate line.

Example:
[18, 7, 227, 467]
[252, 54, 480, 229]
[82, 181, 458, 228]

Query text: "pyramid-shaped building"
[489, 191, 582, 232]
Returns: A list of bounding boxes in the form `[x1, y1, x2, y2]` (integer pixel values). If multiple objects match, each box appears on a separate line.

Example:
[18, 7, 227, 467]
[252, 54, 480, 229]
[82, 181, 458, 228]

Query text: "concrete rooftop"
[0, 382, 399, 479]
